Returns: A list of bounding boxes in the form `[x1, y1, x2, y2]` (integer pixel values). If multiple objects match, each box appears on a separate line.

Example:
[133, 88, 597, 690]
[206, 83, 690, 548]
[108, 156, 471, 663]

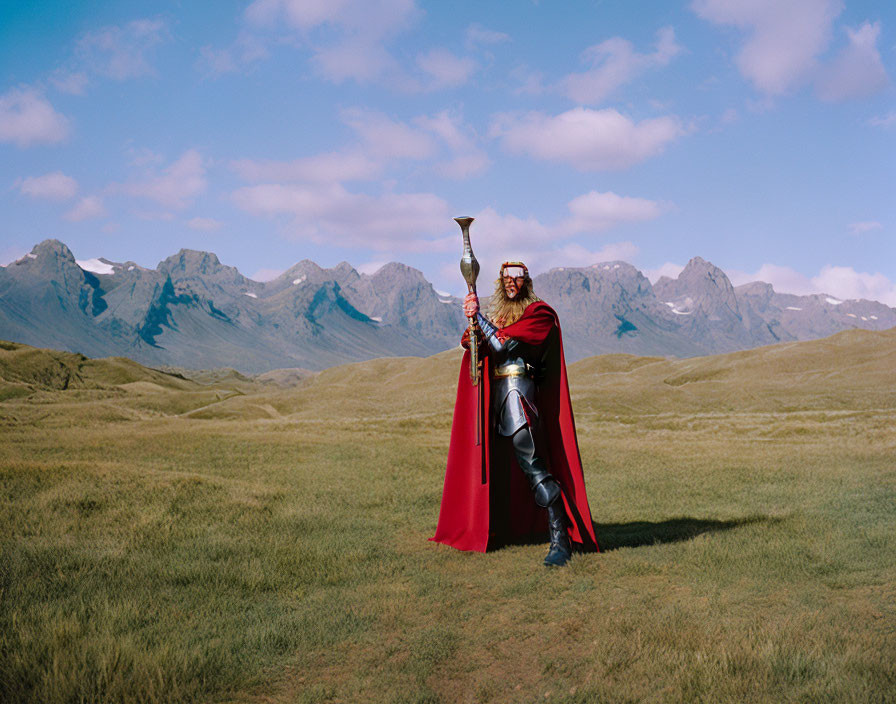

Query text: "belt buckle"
[495, 364, 527, 378]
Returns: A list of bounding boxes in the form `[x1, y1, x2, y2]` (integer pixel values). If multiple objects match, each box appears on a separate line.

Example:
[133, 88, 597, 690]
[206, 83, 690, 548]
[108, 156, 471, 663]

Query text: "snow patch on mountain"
[77, 258, 115, 275]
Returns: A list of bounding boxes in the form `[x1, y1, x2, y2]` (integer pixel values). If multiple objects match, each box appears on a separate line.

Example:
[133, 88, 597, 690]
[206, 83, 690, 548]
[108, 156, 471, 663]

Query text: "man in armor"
[431, 261, 598, 566]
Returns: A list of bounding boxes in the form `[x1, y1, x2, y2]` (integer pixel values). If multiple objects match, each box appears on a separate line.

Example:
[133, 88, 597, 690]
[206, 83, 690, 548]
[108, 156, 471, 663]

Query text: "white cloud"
[0, 86, 70, 147]
[118, 149, 207, 210]
[847, 221, 882, 235]
[231, 182, 451, 250]
[245, 0, 419, 84]
[565, 191, 665, 232]
[196, 33, 270, 77]
[416, 49, 476, 89]
[492, 107, 684, 170]
[692, 0, 841, 95]
[231, 184, 661, 264]
[728, 263, 815, 294]
[562, 27, 682, 104]
[314, 40, 397, 84]
[135, 210, 175, 221]
[187, 217, 223, 231]
[465, 24, 510, 47]
[644, 262, 685, 283]
[511, 65, 546, 95]
[464, 207, 552, 251]
[126, 146, 165, 167]
[812, 265, 896, 305]
[414, 110, 490, 179]
[436, 206, 642, 284]
[50, 70, 89, 95]
[231, 151, 379, 182]
[197, 46, 239, 76]
[415, 110, 468, 151]
[437, 153, 491, 180]
[342, 107, 435, 160]
[17, 172, 78, 201]
[64, 196, 106, 222]
[728, 262, 896, 306]
[246, 0, 354, 30]
[817, 22, 889, 102]
[233, 109, 489, 186]
[869, 111, 896, 128]
[357, 259, 389, 275]
[720, 107, 739, 124]
[432, 191, 661, 283]
[76, 19, 169, 80]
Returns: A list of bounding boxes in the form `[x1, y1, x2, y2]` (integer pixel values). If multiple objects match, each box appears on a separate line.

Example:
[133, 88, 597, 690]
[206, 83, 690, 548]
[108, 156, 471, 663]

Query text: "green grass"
[1, 333, 895, 703]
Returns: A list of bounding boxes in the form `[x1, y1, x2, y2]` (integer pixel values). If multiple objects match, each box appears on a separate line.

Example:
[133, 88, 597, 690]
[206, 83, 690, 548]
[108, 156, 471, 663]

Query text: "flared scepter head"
[455, 216, 479, 294]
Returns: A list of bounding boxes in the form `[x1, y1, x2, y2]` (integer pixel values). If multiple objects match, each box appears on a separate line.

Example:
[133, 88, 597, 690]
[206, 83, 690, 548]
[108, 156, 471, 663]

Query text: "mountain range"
[0, 239, 893, 373]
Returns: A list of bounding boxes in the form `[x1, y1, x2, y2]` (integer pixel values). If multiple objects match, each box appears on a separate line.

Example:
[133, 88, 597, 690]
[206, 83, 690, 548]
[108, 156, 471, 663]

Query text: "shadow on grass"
[594, 515, 778, 552]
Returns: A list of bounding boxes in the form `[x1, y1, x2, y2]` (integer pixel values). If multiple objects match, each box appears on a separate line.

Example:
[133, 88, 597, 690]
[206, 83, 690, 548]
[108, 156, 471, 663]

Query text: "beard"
[487, 276, 540, 328]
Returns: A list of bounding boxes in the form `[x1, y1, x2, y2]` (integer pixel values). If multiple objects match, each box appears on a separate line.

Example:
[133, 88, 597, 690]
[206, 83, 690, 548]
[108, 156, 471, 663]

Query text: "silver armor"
[476, 311, 558, 505]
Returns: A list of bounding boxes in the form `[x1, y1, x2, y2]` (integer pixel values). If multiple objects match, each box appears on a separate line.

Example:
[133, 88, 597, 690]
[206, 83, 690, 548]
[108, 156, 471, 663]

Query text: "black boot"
[544, 502, 572, 567]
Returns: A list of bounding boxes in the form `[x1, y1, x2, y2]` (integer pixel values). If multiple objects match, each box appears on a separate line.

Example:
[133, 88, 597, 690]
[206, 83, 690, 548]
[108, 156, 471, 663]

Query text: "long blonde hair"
[487, 275, 540, 327]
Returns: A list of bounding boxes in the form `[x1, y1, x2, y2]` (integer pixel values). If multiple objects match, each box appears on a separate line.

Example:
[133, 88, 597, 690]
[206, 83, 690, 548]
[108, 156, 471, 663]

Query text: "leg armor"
[493, 376, 537, 437]
[511, 428, 570, 566]
[495, 375, 561, 507]
[510, 426, 560, 507]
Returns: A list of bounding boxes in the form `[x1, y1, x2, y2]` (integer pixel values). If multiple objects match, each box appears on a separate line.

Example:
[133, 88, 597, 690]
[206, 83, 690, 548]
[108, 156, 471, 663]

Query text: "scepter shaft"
[455, 216, 482, 448]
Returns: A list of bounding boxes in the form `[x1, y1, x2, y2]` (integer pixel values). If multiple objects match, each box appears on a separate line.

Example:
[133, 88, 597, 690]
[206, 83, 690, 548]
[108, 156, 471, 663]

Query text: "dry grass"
[1, 330, 895, 703]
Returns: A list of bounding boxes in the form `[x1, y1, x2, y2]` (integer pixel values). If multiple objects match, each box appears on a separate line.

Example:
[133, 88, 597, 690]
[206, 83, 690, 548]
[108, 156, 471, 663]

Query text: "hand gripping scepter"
[455, 216, 482, 447]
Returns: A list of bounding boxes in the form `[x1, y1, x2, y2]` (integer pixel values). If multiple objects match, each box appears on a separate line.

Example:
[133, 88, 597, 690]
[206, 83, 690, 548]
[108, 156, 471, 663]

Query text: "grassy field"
[1, 331, 895, 703]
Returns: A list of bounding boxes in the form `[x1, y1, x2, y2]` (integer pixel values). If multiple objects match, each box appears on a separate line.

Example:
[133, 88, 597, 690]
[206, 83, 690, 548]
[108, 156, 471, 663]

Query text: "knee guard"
[532, 476, 561, 508]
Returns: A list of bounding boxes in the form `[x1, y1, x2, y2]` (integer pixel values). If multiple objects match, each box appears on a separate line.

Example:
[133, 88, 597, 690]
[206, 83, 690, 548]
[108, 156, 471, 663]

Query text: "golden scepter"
[455, 216, 482, 447]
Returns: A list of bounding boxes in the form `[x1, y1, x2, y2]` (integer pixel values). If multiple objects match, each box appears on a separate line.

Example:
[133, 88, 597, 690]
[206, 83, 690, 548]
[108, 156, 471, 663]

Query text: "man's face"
[503, 273, 526, 299]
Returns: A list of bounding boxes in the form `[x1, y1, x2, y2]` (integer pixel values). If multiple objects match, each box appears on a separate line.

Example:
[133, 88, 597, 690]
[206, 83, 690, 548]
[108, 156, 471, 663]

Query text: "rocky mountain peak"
[656, 256, 737, 307]
[32, 239, 77, 263]
[679, 256, 730, 287]
[3, 238, 894, 374]
[369, 262, 427, 285]
[5, 239, 81, 281]
[280, 259, 324, 280]
[329, 261, 360, 287]
[651, 256, 748, 350]
[160, 249, 223, 275]
[159, 249, 248, 292]
[736, 281, 775, 299]
[594, 260, 647, 280]
[332, 261, 357, 276]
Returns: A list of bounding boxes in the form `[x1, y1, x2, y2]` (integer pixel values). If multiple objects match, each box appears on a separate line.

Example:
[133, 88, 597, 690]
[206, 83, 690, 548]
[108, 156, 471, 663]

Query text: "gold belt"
[493, 364, 529, 378]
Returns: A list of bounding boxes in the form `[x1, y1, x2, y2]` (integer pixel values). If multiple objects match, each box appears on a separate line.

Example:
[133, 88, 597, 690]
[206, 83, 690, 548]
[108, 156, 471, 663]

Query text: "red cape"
[431, 301, 599, 553]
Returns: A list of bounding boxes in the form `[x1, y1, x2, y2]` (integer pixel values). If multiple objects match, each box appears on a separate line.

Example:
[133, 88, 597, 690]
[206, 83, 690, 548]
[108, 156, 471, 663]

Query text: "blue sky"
[1, 0, 894, 302]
